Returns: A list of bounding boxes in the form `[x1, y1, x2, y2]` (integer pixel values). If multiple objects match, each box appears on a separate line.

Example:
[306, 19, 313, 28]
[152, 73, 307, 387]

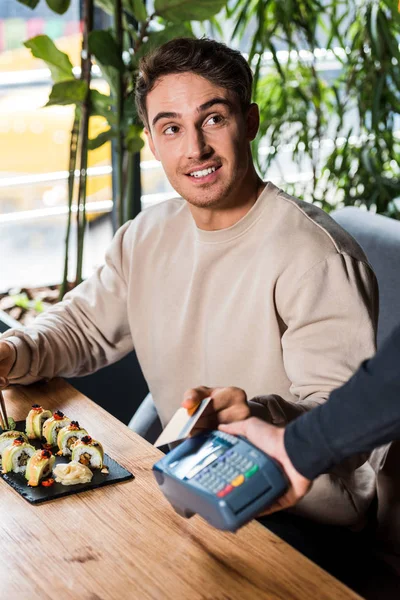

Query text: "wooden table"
[0, 379, 361, 600]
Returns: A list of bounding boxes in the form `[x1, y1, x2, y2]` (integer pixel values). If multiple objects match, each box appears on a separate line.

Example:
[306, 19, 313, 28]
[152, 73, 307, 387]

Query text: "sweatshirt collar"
[194, 181, 278, 244]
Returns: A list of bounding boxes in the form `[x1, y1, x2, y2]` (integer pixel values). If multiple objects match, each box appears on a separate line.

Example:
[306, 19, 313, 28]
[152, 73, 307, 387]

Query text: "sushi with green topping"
[25, 404, 52, 439]
[57, 421, 88, 457]
[2, 436, 36, 474]
[25, 449, 55, 486]
[42, 411, 71, 446]
[71, 435, 104, 469]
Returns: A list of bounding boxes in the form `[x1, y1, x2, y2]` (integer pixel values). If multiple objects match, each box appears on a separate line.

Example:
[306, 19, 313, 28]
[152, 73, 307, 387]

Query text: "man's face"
[144, 73, 258, 210]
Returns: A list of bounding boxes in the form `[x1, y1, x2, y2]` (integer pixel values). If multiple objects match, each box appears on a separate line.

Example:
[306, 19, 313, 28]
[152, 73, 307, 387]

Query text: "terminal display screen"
[170, 436, 232, 480]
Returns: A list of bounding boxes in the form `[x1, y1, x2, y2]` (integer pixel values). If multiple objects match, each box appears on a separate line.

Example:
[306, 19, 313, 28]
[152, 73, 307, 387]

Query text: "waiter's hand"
[0, 341, 14, 387]
[182, 386, 250, 432]
[219, 418, 312, 515]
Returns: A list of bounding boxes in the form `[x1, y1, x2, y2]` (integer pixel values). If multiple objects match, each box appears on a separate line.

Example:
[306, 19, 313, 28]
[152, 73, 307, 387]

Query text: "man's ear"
[144, 127, 160, 161]
[246, 103, 259, 141]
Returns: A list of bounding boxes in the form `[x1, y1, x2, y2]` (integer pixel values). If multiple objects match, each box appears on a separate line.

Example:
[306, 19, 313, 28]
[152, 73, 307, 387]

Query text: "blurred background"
[1, 0, 399, 298]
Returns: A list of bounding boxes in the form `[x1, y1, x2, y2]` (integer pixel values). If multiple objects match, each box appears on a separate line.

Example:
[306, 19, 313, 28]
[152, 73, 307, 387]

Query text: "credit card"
[154, 397, 212, 448]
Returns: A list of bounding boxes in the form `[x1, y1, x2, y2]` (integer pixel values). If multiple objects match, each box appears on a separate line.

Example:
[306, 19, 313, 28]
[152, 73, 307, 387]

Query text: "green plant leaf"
[88, 128, 116, 150]
[24, 35, 74, 82]
[45, 0, 71, 14]
[135, 24, 194, 59]
[94, 0, 114, 14]
[16, 0, 40, 8]
[95, 0, 145, 17]
[90, 89, 116, 123]
[121, 96, 138, 129]
[45, 80, 88, 106]
[378, 10, 400, 61]
[89, 30, 124, 71]
[372, 73, 385, 130]
[126, 125, 144, 153]
[369, 2, 381, 58]
[99, 65, 120, 96]
[129, 0, 147, 22]
[154, 0, 226, 22]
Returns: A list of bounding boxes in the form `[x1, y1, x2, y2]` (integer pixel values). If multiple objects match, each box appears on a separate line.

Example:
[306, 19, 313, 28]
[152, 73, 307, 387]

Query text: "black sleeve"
[284, 324, 400, 480]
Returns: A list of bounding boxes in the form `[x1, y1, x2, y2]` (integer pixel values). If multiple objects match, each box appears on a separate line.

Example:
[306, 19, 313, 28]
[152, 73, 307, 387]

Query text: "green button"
[245, 464, 259, 478]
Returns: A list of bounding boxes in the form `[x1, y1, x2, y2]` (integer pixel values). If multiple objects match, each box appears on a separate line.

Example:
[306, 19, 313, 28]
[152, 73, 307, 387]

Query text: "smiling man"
[142, 72, 261, 227]
[0, 38, 378, 528]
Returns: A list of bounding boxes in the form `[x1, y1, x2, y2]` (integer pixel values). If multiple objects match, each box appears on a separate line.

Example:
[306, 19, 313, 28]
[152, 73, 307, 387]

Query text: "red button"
[217, 484, 234, 498]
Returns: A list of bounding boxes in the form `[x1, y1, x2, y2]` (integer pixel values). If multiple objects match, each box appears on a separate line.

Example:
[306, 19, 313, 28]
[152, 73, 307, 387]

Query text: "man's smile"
[185, 164, 222, 183]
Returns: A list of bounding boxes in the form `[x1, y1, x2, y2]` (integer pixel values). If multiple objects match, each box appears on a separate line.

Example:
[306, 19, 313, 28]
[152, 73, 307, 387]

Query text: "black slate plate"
[0, 421, 134, 504]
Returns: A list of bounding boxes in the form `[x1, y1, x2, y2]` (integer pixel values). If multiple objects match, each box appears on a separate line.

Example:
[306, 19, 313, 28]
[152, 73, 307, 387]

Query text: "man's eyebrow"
[198, 97, 234, 112]
[152, 111, 181, 127]
[151, 98, 234, 127]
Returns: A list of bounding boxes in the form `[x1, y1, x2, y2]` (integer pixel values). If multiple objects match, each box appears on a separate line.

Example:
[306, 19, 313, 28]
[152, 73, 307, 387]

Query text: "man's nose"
[184, 127, 211, 160]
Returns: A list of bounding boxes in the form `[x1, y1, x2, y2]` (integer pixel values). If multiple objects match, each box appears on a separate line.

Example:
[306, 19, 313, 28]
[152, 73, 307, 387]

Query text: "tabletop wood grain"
[0, 379, 362, 600]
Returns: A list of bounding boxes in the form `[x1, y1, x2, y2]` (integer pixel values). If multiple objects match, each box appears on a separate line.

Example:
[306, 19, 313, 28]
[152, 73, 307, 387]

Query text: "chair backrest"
[333, 207, 400, 570]
[332, 207, 400, 347]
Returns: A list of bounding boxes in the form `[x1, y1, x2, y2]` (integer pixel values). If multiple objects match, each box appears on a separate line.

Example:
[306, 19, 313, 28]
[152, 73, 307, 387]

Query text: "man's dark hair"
[135, 37, 253, 128]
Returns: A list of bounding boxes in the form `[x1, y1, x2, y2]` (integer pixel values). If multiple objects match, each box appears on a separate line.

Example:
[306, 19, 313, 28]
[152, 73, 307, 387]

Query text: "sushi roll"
[25, 449, 55, 487]
[25, 404, 52, 439]
[57, 421, 88, 457]
[42, 411, 71, 446]
[0, 431, 28, 457]
[2, 436, 36, 474]
[71, 435, 104, 469]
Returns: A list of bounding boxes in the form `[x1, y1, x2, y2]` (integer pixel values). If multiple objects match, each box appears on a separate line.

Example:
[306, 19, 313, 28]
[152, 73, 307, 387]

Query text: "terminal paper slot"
[227, 476, 272, 514]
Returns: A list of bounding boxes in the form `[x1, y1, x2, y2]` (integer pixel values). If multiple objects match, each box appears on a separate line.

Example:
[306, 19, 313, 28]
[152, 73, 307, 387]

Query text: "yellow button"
[231, 474, 245, 487]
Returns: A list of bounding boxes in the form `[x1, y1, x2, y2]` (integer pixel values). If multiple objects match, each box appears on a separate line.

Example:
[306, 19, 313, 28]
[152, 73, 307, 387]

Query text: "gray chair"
[332, 206, 400, 347]
[128, 390, 162, 443]
[129, 206, 400, 446]
[332, 208, 400, 561]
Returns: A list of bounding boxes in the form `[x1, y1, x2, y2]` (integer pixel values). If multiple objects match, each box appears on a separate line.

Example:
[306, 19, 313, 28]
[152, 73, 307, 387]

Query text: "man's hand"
[219, 417, 312, 515]
[182, 386, 250, 433]
[0, 341, 15, 387]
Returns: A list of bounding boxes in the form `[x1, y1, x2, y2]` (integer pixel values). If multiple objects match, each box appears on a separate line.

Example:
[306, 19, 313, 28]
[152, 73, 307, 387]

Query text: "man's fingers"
[193, 404, 250, 433]
[182, 386, 212, 412]
[216, 405, 250, 424]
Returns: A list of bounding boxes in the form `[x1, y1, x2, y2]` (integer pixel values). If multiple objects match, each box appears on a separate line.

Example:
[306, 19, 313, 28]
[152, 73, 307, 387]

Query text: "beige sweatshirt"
[3, 182, 378, 526]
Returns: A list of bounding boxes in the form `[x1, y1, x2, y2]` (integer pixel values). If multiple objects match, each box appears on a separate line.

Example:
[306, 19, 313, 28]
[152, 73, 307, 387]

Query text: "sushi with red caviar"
[2, 436, 36, 474]
[57, 421, 88, 457]
[25, 449, 55, 487]
[42, 411, 71, 446]
[25, 405, 52, 439]
[0, 430, 28, 457]
[71, 435, 104, 469]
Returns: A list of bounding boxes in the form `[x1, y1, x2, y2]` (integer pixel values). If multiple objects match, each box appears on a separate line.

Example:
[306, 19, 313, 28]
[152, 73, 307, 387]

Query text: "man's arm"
[0, 221, 134, 384]
[184, 253, 378, 438]
[255, 253, 378, 422]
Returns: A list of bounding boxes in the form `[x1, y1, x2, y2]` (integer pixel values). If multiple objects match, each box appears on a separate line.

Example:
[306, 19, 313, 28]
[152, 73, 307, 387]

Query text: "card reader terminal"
[153, 430, 288, 532]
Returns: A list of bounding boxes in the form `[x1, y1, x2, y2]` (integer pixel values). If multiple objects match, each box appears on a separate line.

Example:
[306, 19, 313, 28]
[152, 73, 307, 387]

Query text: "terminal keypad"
[193, 445, 259, 498]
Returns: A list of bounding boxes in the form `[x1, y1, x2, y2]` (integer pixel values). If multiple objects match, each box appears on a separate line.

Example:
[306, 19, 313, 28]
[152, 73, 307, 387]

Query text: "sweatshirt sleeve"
[1, 221, 134, 384]
[251, 253, 378, 471]
[284, 323, 400, 480]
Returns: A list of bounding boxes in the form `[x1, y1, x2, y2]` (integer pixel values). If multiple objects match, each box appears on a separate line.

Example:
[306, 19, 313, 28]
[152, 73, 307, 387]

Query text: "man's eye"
[206, 115, 223, 126]
[164, 125, 179, 135]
